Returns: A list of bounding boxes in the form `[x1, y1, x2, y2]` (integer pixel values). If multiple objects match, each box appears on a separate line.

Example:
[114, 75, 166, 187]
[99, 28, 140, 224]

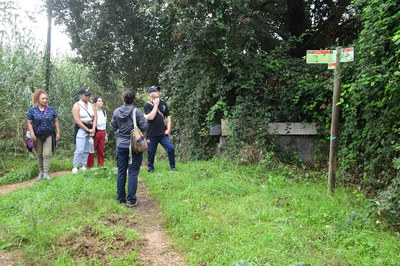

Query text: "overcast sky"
[17, 0, 73, 56]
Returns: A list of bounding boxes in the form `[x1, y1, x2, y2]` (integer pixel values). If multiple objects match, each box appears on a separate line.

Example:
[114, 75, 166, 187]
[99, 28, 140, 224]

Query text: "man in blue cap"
[144, 86, 175, 172]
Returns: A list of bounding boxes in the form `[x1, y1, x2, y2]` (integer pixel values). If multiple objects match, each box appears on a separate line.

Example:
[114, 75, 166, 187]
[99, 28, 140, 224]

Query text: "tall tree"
[48, 0, 174, 88]
[48, 0, 359, 89]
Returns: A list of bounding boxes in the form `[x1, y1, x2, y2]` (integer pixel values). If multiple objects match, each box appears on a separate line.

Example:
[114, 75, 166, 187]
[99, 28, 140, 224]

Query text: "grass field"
[0, 157, 399, 265]
[142, 160, 400, 265]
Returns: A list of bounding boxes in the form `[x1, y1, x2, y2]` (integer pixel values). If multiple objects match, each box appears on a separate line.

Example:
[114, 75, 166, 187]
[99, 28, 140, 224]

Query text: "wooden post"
[328, 47, 342, 194]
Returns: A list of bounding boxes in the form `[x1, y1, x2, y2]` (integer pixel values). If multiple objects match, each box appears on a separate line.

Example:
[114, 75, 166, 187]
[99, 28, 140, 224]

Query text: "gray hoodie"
[110, 104, 148, 148]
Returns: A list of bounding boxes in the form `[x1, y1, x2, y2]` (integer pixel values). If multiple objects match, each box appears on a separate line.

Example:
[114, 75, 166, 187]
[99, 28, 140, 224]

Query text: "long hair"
[92, 96, 103, 104]
[32, 89, 48, 105]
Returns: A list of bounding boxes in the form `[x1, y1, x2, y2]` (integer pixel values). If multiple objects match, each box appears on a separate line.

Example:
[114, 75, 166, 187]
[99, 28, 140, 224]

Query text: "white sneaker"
[71, 167, 78, 174]
[80, 166, 87, 171]
[37, 172, 44, 180]
[43, 173, 51, 180]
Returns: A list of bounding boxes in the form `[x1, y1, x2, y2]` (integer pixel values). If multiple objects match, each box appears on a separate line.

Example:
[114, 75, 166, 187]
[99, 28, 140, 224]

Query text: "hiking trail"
[0, 171, 186, 266]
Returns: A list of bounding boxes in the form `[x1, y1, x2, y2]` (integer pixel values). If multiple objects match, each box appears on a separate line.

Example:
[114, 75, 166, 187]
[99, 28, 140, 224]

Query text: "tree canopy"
[48, 0, 359, 88]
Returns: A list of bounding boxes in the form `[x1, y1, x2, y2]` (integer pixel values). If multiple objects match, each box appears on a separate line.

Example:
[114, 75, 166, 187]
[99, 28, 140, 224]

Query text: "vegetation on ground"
[143, 161, 400, 265]
[2, 159, 399, 265]
[0, 157, 70, 186]
[0, 165, 142, 265]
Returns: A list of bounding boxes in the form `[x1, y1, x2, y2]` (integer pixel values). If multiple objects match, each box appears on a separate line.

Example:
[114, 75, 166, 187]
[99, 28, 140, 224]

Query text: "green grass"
[0, 155, 115, 185]
[1, 158, 399, 265]
[0, 156, 71, 185]
[0, 167, 141, 265]
[142, 160, 400, 266]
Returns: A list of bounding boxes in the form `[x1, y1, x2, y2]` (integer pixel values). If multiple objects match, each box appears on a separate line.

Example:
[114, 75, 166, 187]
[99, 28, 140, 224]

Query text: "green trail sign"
[338, 47, 354, 62]
[307, 48, 354, 66]
[306, 50, 336, 64]
[306, 47, 355, 195]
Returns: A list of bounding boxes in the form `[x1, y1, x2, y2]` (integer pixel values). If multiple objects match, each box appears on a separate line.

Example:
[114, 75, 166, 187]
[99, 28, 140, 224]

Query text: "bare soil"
[133, 181, 186, 266]
[0, 171, 70, 196]
[0, 172, 187, 266]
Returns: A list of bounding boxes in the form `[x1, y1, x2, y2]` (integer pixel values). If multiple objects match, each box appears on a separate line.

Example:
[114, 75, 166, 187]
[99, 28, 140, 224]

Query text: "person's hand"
[105, 135, 108, 143]
[56, 132, 60, 141]
[165, 129, 170, 136]
[153, 97, 160, 107]
[31, 134, 37, 142]
[88, 128, 95, 137]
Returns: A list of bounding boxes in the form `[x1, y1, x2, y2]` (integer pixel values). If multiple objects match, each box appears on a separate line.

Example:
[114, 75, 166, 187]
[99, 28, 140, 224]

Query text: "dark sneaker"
[171, 168, 175, 172]
[148, 169, 154, 173]
[126, 201, 139, 207]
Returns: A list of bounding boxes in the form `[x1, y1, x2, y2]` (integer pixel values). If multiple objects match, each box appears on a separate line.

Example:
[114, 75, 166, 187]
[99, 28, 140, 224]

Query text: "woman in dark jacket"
[110, 89, 148, 207]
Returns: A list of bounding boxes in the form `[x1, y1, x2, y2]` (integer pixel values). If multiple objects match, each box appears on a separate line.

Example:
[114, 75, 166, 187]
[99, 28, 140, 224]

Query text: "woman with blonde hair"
[26, 89, 60, 180]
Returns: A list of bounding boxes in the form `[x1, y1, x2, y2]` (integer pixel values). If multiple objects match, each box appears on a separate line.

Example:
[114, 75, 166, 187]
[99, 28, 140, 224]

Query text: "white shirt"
[78, 100, 94, 121]
[97, 109, 107, 130]
[76, 100, 94, 138]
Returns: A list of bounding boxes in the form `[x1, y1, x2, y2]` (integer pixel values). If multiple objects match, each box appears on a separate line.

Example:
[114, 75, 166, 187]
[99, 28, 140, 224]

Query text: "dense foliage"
[338, 0, 400, 228]
[48, 0, 357, 87]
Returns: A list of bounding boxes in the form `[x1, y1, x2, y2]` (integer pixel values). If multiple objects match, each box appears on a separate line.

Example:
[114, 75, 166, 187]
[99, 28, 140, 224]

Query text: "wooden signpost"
[306, 47, 354, 194]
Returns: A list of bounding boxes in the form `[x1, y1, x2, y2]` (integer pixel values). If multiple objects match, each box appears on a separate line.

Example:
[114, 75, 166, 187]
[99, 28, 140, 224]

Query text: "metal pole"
[328, 47, 342, 194]
[45, 4, 52, 93]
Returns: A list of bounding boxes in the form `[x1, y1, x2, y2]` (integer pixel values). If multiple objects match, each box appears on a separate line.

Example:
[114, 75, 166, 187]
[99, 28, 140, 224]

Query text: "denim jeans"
[116, 147, 142, 203]
[147, 135, 175, 171]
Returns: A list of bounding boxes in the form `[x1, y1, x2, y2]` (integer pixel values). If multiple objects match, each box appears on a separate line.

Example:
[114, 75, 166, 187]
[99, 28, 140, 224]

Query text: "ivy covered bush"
[339, 0, 400, 229]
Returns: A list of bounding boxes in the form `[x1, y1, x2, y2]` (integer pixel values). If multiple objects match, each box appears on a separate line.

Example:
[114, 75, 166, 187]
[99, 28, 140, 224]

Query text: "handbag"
[129, 108, 147, 163]
[25, 132, 35, 151]
[25, 107, 47, 152]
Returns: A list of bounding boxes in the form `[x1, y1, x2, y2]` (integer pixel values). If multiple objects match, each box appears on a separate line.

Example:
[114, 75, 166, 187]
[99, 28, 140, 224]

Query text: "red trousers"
[87, 130, 106, 168]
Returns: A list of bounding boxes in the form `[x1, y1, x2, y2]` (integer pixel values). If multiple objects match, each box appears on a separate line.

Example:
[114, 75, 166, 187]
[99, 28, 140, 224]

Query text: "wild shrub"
[338, 0, 400, 227]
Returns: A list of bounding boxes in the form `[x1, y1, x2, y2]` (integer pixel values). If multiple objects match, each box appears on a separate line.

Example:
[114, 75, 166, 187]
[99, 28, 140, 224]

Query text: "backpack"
[129, 108, 147, 163]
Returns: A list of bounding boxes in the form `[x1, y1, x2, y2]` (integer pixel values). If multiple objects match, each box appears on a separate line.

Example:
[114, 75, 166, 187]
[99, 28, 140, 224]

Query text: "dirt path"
[0, 172, 187, 266]
[133, 181, 187, 266]
[0, 171, 70, 196]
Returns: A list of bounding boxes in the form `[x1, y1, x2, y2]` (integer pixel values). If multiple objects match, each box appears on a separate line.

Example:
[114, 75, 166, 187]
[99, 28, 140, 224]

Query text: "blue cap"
[147, 86, 160, 93]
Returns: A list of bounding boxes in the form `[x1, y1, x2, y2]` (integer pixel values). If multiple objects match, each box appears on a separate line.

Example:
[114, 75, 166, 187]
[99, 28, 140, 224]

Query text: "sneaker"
[90, 167, 98, 171]
[43, 173, 51, 180]
[80, 166, 87, 171]
[37, 172, 44, 180]
[171, 168, 176, 172]
[126, 201, 139, 207]
[148, 169, 154, 173]
[71, 167, 78, 174]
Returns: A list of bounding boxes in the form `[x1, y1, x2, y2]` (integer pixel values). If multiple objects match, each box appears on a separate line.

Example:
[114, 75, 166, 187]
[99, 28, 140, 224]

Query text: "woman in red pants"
[87, 96, 108, 169]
